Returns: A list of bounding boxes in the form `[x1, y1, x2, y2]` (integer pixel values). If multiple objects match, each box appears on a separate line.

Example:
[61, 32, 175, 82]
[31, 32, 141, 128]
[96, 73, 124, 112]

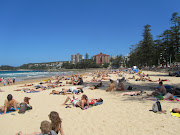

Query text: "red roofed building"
[93, 53, 110, 64]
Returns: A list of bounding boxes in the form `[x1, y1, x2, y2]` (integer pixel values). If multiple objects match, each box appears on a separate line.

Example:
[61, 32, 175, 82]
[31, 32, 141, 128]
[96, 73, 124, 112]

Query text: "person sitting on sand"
[147, 81, 167, 96]
[0, 94, 20, 114]
[117, 91, 143, 96]
[116, 79, 125, 91]
[18, 97, 32, 114]
[63, 94, 89, 109]
[144, 90, 175, 100]
[106, 80, 115, 92]
[172, 108, 180, 113]
[16, 120, 58, 135]
[76, 77, 83, 85]
[49, 111, 64, 135]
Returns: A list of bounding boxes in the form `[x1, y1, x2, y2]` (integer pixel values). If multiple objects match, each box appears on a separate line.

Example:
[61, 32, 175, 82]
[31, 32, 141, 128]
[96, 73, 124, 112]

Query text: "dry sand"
[0, 71, 180, 135]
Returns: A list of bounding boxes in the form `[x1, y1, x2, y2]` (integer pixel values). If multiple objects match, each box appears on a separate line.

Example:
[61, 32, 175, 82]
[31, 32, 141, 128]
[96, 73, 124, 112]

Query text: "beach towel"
[0, 107, 19, 115]
[26, 91, 40, 93]
[89, 102, 103, 106]
[170, 110, 180, 118]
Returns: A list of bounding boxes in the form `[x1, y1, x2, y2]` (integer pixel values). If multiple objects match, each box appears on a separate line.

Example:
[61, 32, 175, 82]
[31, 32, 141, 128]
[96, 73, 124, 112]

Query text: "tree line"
[127, 12, 180, 67]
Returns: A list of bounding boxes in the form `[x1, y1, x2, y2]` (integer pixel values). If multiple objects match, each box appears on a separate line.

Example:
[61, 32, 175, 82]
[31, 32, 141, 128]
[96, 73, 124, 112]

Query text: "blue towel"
[26, 91, 40, 93]
[94, 102, 103, 106]
[0, 107, 19, 115]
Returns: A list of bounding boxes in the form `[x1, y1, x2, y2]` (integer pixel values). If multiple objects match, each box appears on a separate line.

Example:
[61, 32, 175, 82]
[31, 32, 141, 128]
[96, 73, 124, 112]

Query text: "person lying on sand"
[143, 90, 175, 100]
[172, 108, 180, 113]
[117, 91, 143, 96]
[158, 78, 170, 82]
[62, 94, 89, 109]
[14, 88, 31, 91]
[106, 80, 115, 92]
[49, 89, 73, 95]
[0, 94, 20, 114]
[19, 84, 34, 87]
[101, 77, 110, 80]
[85, 82, 103, 90]
[128, 76, 135, 79]
[89, 98, 103, 104]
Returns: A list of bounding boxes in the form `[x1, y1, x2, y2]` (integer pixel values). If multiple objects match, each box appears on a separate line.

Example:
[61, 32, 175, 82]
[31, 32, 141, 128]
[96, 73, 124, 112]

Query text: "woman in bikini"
[63, 94, 89, 109]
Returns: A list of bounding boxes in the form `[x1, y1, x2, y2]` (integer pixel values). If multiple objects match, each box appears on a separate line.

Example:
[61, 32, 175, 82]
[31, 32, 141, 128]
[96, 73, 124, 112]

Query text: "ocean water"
[0, 71, 69, 81]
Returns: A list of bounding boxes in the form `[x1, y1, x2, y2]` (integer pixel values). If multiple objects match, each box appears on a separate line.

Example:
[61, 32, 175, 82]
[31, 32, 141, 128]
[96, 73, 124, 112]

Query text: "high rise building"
[71, 53, 83, 64]
[93, 53, 110, 64]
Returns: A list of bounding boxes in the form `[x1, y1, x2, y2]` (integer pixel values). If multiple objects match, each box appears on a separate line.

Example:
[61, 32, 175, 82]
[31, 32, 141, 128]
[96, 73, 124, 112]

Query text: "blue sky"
[0, 0, 180, 66]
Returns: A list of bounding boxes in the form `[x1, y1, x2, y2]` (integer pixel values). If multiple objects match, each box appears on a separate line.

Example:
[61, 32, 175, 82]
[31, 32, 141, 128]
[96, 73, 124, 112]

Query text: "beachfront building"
[93, 53, 110, 64]
[71, 53, 83, 64]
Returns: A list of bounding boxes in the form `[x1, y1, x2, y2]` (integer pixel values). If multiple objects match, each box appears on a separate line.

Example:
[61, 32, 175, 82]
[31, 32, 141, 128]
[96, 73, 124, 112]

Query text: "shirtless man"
[0, 94, 20, 114]
[116, 80, 125, 91]
[62, 94, 89, 109]
[147, 81, 167, 96]
[106, 80, 115, 92]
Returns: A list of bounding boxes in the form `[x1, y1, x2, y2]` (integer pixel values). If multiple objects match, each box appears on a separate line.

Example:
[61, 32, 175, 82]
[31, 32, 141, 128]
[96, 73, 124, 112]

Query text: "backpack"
[18, 103, 27, 114]
[152, 101, 162, 112]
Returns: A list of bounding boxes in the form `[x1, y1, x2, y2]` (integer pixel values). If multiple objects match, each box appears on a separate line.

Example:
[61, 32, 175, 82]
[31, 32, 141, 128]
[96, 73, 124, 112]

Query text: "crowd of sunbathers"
[1, 69, 180, 135]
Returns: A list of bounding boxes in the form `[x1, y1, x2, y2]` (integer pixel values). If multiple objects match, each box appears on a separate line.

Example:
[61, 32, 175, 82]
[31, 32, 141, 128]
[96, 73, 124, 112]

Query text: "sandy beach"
[0, 70, 180, 135]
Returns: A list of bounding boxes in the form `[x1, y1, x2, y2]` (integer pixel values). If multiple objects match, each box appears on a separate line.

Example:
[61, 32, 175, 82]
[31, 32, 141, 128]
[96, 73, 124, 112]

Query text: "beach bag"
[152, 101, 162, 112]
[18, 103, 27, 114]
[128, 86, 133, 90]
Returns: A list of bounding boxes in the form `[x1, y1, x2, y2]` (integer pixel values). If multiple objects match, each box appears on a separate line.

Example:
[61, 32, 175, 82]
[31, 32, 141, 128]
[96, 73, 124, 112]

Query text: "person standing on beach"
[13, 78, 15, 84]
[3, 79, 6, 86]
